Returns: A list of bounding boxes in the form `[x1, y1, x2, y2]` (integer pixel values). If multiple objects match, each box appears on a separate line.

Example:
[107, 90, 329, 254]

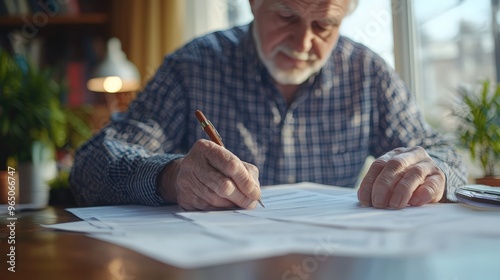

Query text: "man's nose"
[291, 23, 313, 53]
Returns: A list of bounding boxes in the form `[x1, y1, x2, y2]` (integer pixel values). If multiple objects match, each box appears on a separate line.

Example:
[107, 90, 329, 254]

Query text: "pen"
[195, 110, 265, 208]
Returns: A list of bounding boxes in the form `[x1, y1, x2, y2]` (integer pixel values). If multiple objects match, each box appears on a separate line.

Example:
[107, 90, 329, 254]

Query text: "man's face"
[250, 0, 350, 85]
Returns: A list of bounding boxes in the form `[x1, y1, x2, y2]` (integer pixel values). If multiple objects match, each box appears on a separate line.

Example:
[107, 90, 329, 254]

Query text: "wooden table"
[1, 206, 499, 280]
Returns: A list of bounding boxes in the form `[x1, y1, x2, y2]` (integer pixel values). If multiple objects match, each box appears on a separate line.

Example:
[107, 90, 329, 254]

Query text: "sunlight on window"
[227, 0, 253, 27]
[413, 0, 495, 129]
[340, 0, 395, 68]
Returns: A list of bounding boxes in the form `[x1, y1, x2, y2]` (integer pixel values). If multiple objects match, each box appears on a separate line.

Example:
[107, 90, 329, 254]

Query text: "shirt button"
[315, 88, 322, 97]
[255, 75, 261, 82]
[332, 144, 339, 153]
[288, 175, 296, 183]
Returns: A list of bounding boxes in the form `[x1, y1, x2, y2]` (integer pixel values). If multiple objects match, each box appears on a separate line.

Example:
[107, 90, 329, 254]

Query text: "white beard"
[252, 22, 333, 85]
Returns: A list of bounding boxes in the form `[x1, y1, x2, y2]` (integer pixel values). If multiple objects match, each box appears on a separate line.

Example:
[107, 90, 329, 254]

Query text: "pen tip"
[258, 199, 265, 208]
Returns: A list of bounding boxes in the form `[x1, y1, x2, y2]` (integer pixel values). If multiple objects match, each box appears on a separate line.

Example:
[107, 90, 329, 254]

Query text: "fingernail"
[389, 194, 403, 209]
[373, 194, 385, 207]
[360, 189, 372, 206]
[409, 196, 421, 205]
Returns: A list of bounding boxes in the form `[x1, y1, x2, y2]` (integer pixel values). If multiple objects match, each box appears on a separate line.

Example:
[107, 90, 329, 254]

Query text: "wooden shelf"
[0, 14, 109, 26]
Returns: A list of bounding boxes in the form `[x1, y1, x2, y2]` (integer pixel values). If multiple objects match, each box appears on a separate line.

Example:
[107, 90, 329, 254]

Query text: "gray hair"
[347, 0, 359, 15]
[252, 0, 359, 15]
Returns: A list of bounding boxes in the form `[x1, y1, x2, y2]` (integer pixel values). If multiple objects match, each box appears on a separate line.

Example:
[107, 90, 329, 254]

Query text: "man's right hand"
[157, 139, 262, 211]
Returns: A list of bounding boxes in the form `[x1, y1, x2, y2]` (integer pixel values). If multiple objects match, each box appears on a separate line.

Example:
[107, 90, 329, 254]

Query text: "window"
[227, 0, 253, 27]
[340, 0, 395, 68]
[183, 0, 252, 43]
[412, 0, 495, 128]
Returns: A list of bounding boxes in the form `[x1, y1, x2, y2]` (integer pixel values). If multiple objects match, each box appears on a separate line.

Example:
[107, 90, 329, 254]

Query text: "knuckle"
[413, 146, 424, 152]
[372, 158, 388, 168]
[411, 146, 429, 159]
[408, 165, 426, 180]
[192, 139, 209, 152]
[195, 138, 210, 147]
[393, 147, 407, 153]
[217, 180, 235, 197]
[224, 158, 241, 173]
[386, 157, 406, 170]
[413, 146, 426, 155]
[246, 164, 259, 177]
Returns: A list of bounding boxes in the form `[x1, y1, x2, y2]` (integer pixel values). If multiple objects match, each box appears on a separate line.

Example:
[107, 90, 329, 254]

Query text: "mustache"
[272, 45, 318, 61]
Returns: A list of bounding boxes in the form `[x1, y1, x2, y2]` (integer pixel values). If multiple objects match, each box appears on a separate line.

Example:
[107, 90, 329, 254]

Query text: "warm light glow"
[87, 77, 140, 93]
[102, 76, 123, 93]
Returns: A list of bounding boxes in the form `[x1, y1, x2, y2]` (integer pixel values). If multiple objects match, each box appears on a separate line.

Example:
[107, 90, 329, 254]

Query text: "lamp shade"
[87, 38, 141, 93]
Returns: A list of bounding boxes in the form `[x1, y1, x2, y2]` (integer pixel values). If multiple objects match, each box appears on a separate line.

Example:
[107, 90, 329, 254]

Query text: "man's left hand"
[357, 146, 446, 209]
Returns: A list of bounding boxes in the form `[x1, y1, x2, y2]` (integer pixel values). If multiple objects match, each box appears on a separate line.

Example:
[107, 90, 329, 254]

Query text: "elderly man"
[70, 0, 467, 210]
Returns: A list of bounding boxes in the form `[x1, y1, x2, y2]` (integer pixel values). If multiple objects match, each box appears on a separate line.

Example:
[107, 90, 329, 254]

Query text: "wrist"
[156, 158, 182, 203]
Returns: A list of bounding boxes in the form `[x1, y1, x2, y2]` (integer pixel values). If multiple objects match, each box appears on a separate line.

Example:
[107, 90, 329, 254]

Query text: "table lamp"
[87, 38, 141, 117]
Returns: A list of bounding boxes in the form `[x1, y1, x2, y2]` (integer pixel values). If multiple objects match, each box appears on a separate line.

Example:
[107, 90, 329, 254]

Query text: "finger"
[242, 162, 260, 186]
[196, 163, 256, 208]
[371, 149, 427, 208]
[358, 153, 393, 207]
[190, 140, 256, 207]
[408, 174, 445, 206]
[242, 162, 261, 199]
[191, 171, 239, 208]
[388, 162, 430, 209]
[203, 144, 260, 201]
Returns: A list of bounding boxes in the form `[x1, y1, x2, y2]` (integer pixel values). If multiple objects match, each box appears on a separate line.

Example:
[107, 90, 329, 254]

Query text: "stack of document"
[43, 183, 500, 269]
[456, 184, 500, 210]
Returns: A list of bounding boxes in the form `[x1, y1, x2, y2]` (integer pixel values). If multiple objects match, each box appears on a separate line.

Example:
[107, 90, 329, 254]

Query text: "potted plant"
[450, 80, 500, 186]
[49, 105, 93, 206]
[0, 49, 66, 207]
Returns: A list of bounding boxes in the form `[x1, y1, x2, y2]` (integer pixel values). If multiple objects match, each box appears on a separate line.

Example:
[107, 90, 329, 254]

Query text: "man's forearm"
[70, 131, 185, 206]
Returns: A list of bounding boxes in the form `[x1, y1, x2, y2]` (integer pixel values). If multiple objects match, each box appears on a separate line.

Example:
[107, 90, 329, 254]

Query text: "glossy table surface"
[1, 206, 499, 280]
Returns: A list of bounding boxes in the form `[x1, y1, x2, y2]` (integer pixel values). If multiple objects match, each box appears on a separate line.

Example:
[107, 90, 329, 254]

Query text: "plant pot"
[15, 141, 58, 209]
[475, 176, 500, 187]
[17, 162, 56, 209]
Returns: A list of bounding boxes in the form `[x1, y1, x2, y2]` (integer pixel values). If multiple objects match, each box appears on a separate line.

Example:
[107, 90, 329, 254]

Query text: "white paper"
[40, 182, 500, 269]
[237, 187, 469, 230]
[41, 220, 114, 234]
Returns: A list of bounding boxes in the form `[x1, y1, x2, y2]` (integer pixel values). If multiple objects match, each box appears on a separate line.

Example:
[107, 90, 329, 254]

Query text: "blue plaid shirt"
[70, 24, 467, 206]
